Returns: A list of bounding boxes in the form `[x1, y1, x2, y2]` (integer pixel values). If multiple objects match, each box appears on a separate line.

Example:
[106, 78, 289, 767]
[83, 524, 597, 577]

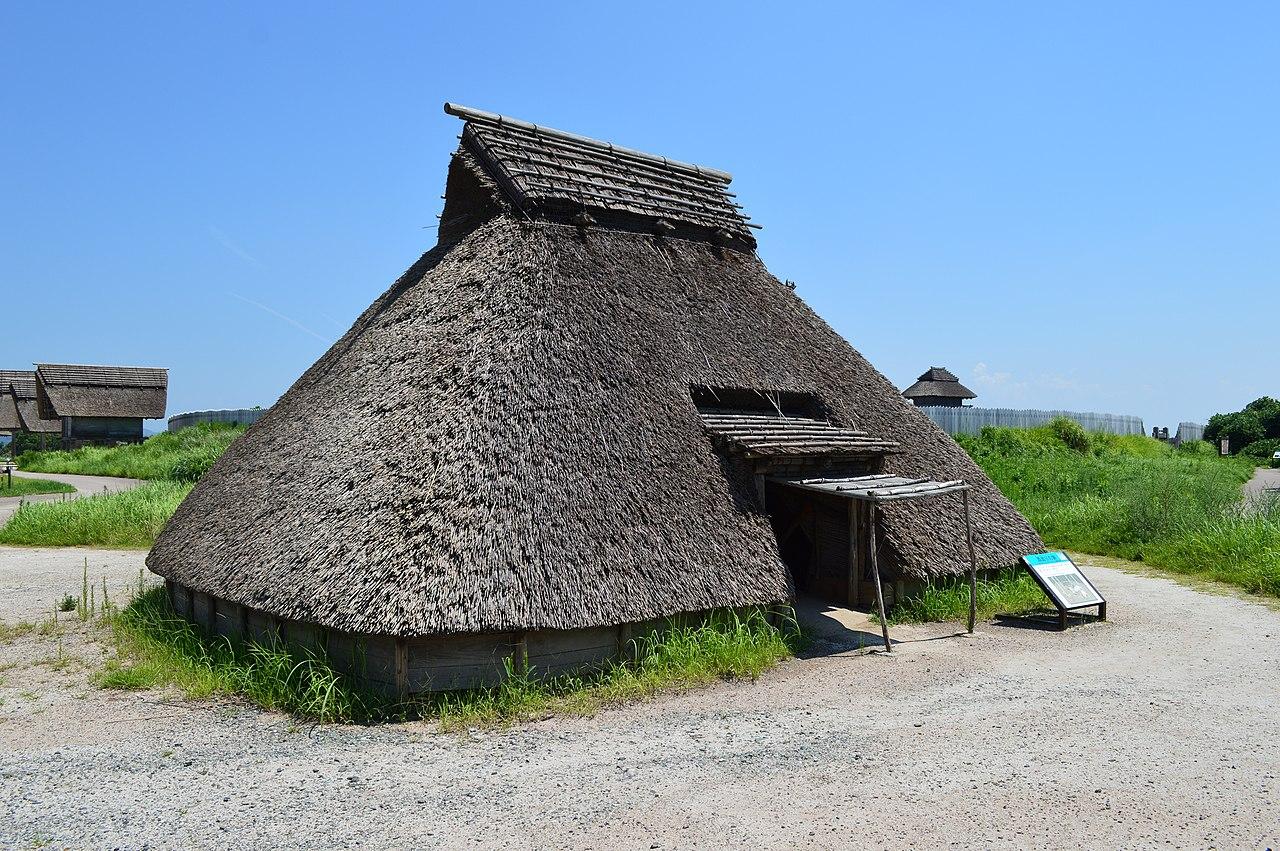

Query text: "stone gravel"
[1, 549, 1278, 849]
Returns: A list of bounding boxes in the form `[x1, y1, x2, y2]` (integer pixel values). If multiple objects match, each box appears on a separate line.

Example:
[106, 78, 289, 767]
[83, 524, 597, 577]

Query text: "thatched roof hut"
[902, 366, 977, 408]
[35, 364, 168, 448]
[148, 104, 1042, 693]
[35, 364, 168, 420]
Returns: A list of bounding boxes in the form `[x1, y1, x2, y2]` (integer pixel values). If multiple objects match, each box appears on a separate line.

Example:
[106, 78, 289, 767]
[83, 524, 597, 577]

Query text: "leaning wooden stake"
[868, 504, 891, 653]
[963, 489, 977, 634]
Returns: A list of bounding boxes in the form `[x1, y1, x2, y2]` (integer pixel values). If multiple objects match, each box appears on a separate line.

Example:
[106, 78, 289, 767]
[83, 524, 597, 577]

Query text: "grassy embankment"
[0, 424, 244, 548]
[0, 475, 75, 498]
[891, 418, 1277, 622]
[99, 584, 798, 726]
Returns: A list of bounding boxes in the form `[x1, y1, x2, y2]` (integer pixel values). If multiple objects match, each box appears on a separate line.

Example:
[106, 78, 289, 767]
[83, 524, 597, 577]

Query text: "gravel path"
[1245, 466, 1280, 504]
[0, 471, 143, 524]
[1, 551, 1278, 849]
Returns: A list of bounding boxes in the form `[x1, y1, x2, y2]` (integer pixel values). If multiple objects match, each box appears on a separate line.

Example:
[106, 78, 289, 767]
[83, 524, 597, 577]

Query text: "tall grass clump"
[958, 419, 1278, 597]
[0, 481, 192, 548]
[101, 587, 799, 726]
[18, 423, 244, 481]
[0, 475, 76, 498]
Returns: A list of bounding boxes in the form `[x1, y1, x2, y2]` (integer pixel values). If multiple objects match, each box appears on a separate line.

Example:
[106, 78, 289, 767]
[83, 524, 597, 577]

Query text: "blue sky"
[2, 2, 1275, 431]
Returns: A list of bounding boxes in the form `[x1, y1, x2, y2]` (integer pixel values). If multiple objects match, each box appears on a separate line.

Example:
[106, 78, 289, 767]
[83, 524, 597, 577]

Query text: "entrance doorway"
[765, 480, 862, 606]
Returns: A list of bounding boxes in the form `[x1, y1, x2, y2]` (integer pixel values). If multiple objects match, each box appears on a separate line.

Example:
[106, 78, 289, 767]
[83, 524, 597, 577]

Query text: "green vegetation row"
[958, 419, 1278, 597]
[0, 481, 192, 548]
[1205, 396, 1280, 467]
[18, 423, 245, 481]
[0, 475, 75, 499]
[102, 586, 798, 726]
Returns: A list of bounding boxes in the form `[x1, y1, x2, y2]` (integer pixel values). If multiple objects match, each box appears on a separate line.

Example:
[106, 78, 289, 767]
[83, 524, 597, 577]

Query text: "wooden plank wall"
[168, 582, 772, 695]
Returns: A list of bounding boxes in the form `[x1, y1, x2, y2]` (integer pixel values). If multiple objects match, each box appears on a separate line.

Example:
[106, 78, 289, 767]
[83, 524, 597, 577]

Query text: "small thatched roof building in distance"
[0, 370, 60, 452]
[35, 363, 168, 449]
[903, 367, 978, 408]
[0, 371, 31, 438]
[148, 103, 1043, 694]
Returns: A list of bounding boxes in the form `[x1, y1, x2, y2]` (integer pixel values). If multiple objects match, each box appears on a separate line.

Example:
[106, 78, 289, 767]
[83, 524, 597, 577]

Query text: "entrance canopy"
[768, 473, 979, 652]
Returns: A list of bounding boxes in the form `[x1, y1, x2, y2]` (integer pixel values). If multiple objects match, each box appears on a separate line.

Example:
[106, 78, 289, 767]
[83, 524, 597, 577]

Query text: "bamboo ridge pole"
[868, 504, 891, 653]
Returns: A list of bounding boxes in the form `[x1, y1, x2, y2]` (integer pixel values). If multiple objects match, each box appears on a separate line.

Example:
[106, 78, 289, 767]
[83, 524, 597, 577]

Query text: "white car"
[1273, 451, 1280, 461]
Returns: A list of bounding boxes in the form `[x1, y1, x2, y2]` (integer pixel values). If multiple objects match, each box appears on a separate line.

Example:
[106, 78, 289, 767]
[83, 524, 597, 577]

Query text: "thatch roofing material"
[0, 372, 58, 434]
[0, 394, 19, 433]
[445, 103, 755, 247]
[9, 380, 61, 433]
[149, 210, 1043, 637]
[35, 364, 168, 419]
[902, 366, 977, 401]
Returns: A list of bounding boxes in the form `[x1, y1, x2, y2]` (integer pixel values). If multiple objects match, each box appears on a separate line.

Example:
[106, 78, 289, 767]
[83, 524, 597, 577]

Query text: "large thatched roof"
[35, 364, 168, 420]
[147, 105, 1041, 638]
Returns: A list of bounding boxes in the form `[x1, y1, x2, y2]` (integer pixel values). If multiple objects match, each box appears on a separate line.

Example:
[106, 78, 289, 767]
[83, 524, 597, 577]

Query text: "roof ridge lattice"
[444, 102, 757, 246]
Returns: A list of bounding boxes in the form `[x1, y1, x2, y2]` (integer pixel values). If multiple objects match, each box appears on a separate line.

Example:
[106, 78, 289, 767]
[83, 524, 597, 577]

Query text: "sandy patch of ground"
[0, 548, 1277, 849]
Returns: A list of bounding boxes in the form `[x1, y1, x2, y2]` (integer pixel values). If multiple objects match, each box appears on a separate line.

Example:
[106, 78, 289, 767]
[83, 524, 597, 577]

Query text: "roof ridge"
[444, 102, 733, 185]
[36, 363, 168, 371]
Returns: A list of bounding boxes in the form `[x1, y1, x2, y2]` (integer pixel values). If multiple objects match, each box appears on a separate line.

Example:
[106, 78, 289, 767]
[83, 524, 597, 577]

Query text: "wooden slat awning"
[769, 473, 971, 503]
[699, 411, 899, 458]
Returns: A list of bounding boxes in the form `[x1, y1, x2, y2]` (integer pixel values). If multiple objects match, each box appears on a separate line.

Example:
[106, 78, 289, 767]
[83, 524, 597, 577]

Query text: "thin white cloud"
[229, 293, 330, 343]
[209, 226, 264, 269]
[971, 362, 1025, 391]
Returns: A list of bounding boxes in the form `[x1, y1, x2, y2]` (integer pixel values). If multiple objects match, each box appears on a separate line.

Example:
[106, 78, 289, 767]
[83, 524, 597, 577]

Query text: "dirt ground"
[1, 547, 1278, 850]
[1245, 466, 1280, 503]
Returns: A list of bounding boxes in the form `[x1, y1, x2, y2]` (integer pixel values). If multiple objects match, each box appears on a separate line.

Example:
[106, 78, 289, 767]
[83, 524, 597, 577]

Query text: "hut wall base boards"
[166, 580, 765, 694]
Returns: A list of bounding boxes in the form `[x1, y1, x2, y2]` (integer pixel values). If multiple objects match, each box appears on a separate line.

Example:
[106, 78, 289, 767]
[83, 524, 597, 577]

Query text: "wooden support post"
[867, 504, 891, 653]
[514, 631, 529, 676]
[846, 500, 858, 606]
[394, 637, 409, 698]
[963, 489, 977, 635]
[617, 622, 633, 664]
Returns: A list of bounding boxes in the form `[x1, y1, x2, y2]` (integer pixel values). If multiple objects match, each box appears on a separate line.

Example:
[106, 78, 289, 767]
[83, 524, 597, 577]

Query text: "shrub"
[1240, 438, 1280, 462]
[1046, 417, 1091, 454]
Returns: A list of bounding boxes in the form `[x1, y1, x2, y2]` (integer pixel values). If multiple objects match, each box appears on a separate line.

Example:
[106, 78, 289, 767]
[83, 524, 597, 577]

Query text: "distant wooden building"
[35, 364, 168, 449]
[902, 367, 977, 408]
[0, 370, 60, 452]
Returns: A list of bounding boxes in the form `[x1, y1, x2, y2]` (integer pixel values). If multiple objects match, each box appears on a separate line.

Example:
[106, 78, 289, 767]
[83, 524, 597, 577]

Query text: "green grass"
[959, 421, 1280, 599]
[17, 423, 245, 481]
[886, 568, 1050, 624]
[0, 475, 75, 498]
[101, 586, 799, 726]
[0, 481, 192, 548]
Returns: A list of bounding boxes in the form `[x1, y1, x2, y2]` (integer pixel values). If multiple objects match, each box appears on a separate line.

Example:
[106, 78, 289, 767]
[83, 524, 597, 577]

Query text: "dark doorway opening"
[765, 480, 860, 606]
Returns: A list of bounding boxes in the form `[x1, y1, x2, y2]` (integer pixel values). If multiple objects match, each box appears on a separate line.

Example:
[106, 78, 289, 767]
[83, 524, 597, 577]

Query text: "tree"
[1205, 410, 1265, 452]
[1244, 396, 1280, 439]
